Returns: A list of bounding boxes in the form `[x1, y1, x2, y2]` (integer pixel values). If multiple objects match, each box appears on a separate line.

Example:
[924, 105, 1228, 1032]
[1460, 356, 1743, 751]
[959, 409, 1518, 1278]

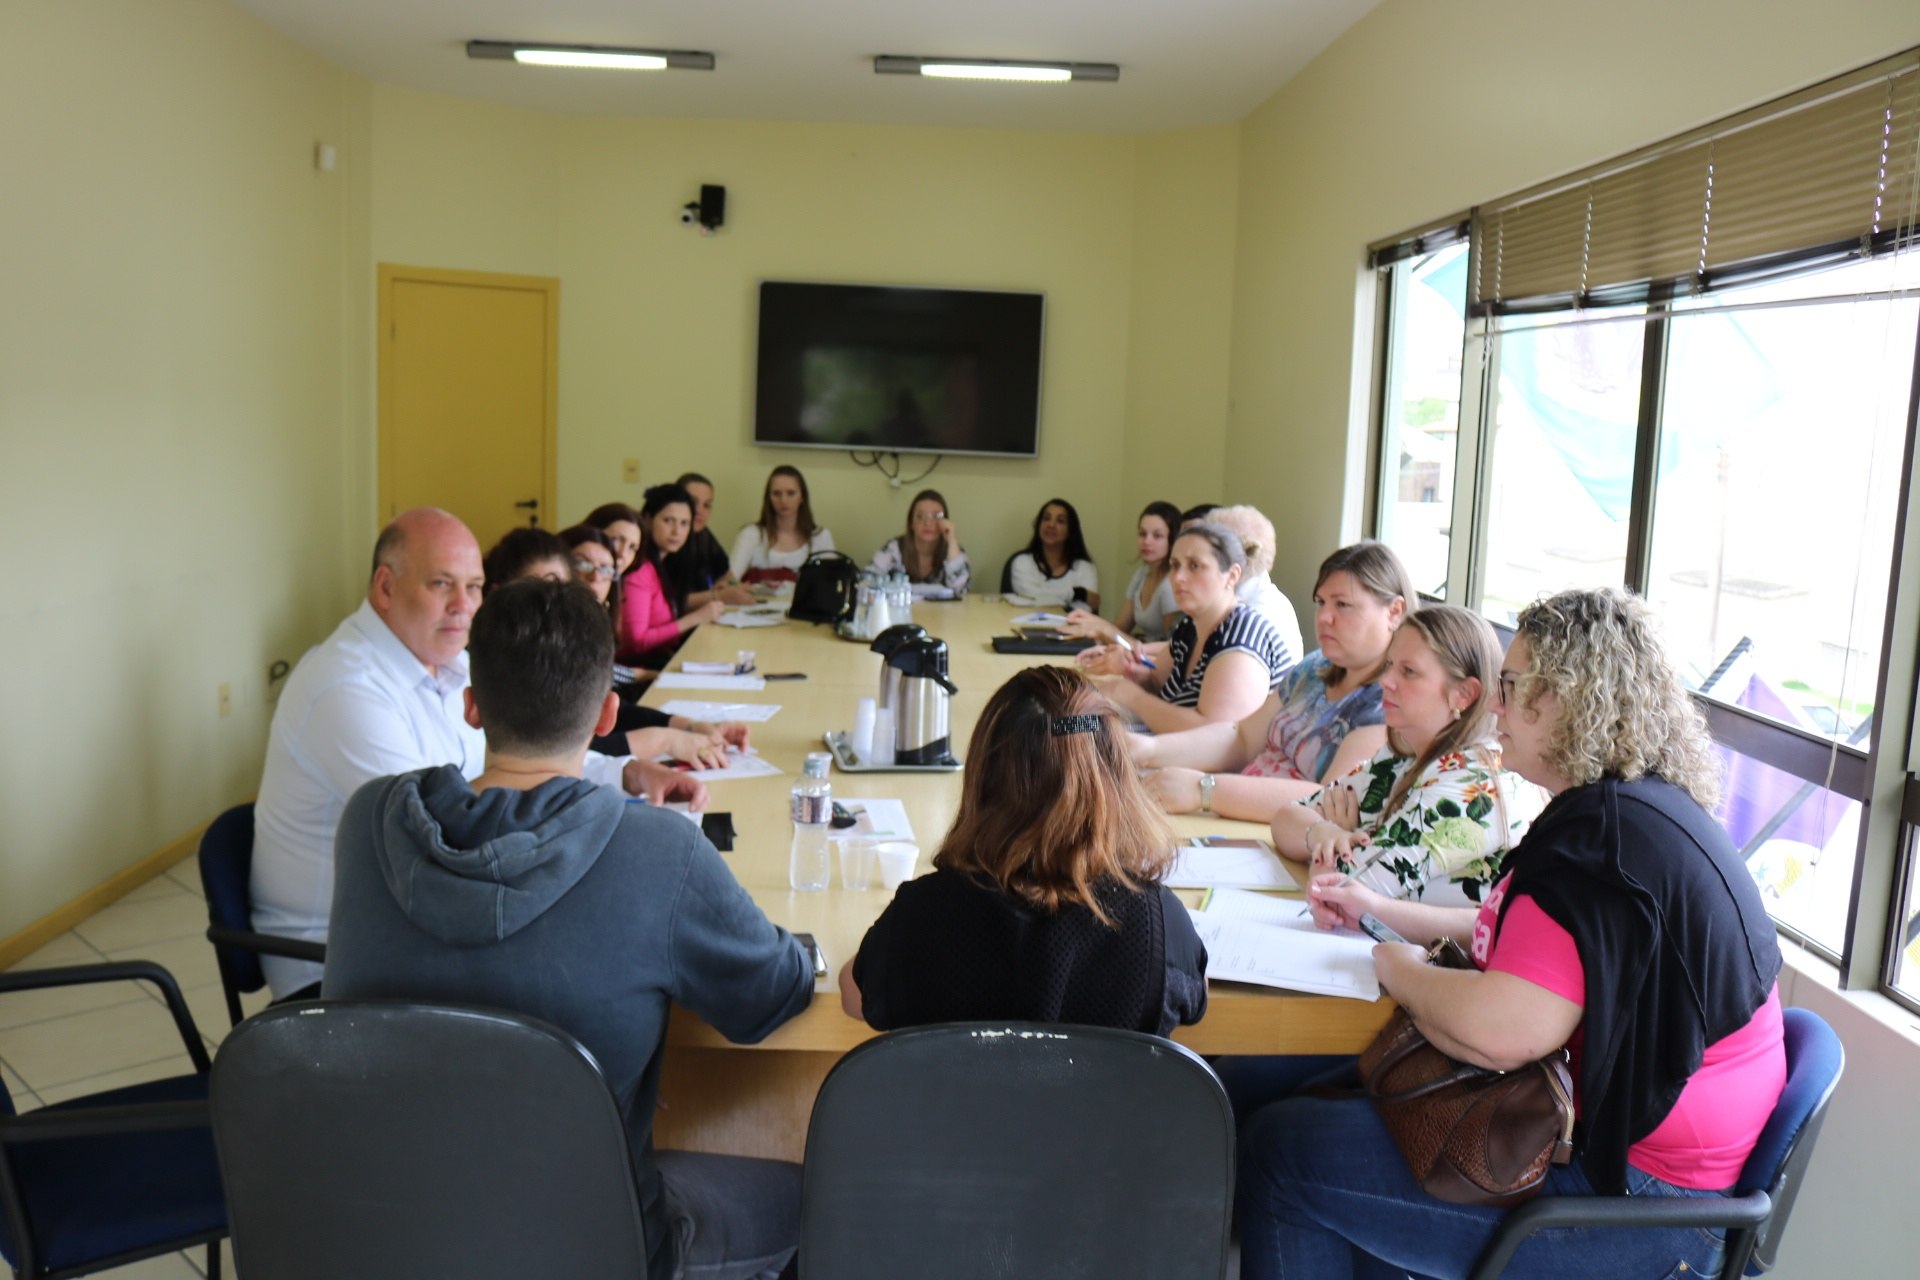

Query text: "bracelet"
[1197, 772, 1216, 814]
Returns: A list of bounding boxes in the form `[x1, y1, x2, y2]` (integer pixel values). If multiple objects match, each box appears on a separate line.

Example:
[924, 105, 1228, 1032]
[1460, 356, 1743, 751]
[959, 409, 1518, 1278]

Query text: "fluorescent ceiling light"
[466, 41, 715, 72]
[921, 64, 1071, 83]
[874, 56, 1119, 83]
[514, 49, 666, 71]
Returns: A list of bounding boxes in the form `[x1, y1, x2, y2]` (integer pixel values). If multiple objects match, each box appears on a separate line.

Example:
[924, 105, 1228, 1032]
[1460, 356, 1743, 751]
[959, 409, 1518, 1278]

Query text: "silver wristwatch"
[1198, 773, 1216, 814]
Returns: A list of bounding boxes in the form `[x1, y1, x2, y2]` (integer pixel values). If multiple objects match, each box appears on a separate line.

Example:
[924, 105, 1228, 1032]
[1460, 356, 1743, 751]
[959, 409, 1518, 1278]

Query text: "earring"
[1451, 706, 1463, 721]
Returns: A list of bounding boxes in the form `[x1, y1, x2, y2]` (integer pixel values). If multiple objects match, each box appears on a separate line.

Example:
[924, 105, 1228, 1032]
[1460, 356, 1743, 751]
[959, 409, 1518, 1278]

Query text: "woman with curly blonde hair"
[1240, 587, 1784, 1280]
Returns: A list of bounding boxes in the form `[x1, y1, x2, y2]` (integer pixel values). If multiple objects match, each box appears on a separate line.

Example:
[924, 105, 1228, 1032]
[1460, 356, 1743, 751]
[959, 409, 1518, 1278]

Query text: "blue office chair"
[1467, 1006, 1844, 1279]
[0, 962, 225, 1280]
[801, 1022, 1235, 1279]
[211, 1001, 649, 1280]
[196, 803, 326, 1025]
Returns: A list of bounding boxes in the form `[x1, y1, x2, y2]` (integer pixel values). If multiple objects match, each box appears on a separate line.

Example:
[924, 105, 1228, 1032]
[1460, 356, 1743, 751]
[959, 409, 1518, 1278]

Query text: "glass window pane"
[1888, 828, 1920, 1006]
[1480, 307, 1646, 623]
[1648, 258, 1919, 740]
[1377, 243, 1470, 598]
[1712, 740, 1859, 957]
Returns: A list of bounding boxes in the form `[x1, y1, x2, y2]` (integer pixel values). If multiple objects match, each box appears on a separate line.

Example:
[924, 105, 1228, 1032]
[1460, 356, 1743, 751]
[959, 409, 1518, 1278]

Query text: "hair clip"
[1050, 714, 1102, 737]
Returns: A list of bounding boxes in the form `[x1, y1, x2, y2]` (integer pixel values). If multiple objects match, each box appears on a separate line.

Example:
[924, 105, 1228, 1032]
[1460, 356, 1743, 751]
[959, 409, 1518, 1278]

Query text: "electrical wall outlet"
[218, 682, 233, 717]
[623, 457, 641, 483]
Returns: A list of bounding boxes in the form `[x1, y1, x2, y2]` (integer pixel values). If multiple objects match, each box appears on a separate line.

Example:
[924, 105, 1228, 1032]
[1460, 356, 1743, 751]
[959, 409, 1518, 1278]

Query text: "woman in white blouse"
[728, 465, 835, 585]
[868, 489, 971, 594]
[1007, 498, 1099, 609]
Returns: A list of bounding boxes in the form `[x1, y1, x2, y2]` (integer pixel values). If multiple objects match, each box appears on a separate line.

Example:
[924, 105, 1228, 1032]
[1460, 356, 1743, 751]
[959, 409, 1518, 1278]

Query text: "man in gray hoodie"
[323, 577, 814, 1280]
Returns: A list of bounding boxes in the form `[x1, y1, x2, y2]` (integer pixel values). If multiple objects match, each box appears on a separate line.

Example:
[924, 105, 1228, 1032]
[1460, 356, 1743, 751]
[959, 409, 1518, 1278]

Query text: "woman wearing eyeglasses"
[867, 489, 971, 594]
[1237, 588, 1785, 1280]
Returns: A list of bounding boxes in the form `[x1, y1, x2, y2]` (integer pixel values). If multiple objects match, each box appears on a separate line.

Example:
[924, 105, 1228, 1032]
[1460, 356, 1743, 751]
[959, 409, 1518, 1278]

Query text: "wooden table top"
[652, 597, 1391, 1055]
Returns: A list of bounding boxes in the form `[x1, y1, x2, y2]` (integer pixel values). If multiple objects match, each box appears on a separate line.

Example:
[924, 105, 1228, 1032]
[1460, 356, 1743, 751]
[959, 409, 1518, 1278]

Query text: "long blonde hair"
[1513, 587, 1720, 807]
[1381, 605, 1503, 816]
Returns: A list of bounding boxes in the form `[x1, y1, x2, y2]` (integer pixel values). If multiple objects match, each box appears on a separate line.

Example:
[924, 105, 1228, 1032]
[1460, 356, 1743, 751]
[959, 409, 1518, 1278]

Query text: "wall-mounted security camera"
[681, 184, 725, 234]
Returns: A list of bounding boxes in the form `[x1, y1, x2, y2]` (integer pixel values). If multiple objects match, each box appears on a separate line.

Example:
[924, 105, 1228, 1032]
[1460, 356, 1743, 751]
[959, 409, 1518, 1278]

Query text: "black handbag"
[788, 551, 860, 624]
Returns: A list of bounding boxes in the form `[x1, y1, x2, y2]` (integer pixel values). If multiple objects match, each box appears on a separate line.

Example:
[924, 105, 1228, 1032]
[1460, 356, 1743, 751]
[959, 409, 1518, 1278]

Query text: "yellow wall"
[1228, 0, 1920, 602]
[0, 0, 360, 939]
[366, 87, 1242, 587]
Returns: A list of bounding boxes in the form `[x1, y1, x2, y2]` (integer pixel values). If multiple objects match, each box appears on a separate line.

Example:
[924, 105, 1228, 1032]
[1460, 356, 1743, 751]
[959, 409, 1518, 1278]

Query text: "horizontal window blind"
[1471, 49, 1920, 313]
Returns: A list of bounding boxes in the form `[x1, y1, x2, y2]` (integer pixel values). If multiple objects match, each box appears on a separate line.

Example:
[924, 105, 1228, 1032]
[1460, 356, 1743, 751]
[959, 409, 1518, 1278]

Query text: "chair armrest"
[1467, 1190, 1772, 1280]
[206, 925, 328, 964]
[0, 961, 211, 1073]
[0, 1099, 209, 1143]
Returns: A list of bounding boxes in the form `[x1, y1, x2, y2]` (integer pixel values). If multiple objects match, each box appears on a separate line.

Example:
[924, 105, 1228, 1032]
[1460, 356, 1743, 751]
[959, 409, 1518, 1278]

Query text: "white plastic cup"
[838, 839, 879, 891]
[870, 708, 895, 767]
[875, 842, 919, 890]
[850, 697, 877, 763]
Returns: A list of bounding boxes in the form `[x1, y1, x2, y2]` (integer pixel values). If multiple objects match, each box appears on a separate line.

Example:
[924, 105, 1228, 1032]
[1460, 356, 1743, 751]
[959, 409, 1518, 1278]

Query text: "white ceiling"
[231, 0, 1382, 134]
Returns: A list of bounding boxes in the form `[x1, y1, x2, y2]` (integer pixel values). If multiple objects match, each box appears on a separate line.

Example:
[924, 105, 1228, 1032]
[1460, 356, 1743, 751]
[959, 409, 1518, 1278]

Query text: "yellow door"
[378, 264, 558, 553]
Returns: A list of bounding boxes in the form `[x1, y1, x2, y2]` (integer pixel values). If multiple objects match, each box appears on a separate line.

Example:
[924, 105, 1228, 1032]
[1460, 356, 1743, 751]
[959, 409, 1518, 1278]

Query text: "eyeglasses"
[1497, 673, 1517, 707]
[572, 558, 617, 580]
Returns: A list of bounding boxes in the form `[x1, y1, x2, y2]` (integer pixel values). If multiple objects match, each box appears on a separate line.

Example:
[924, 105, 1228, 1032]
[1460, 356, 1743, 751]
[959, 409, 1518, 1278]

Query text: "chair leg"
[207, 1239, 223, 1279]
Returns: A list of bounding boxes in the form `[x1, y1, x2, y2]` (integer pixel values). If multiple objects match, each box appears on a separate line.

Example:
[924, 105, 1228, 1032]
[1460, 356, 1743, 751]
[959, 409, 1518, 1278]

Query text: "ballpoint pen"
[1113, 633, 1157, 670]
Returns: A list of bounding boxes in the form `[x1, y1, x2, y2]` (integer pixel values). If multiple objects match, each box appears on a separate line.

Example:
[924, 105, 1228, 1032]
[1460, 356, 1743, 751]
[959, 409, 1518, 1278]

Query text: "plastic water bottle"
[789, 752, 833, 891]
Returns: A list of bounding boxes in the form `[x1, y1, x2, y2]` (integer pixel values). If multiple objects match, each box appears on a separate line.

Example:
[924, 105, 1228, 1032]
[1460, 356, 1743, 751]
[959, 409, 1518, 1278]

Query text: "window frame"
[1365, 229, 1920, 1008]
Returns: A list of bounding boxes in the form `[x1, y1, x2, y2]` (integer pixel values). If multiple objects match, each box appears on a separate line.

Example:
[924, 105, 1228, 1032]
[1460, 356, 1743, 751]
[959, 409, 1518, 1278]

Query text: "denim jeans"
[1237, 1092, 1728, 1280]
[658, 1150, 802, 1280]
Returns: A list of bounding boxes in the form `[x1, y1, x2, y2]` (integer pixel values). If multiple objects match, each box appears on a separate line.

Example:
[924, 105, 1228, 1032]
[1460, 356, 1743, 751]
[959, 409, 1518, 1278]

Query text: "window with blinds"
[1468, 51, 1920, 313]
[1365, 45, 1920, 995]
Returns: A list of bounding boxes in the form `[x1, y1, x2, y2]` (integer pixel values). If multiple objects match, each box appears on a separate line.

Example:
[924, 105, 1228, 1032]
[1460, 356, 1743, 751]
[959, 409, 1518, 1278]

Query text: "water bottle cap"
[803, 751, 833, 779]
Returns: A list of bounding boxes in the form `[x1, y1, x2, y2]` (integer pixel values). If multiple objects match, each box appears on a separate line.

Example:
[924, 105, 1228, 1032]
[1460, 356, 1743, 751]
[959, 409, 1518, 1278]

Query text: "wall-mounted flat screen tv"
[754, 281, 1044, 458]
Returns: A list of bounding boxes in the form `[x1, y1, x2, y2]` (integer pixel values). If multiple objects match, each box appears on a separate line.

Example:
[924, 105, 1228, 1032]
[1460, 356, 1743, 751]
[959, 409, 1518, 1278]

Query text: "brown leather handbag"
[1357, 939, 1577, 1206]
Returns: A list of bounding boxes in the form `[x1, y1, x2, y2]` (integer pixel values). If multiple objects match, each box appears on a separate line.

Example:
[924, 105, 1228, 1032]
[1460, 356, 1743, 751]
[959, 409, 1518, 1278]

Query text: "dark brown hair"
[755, 465, 817, 540]
[481, 527, 571, 594]
[559, 524, 620, 618]
[933, 667, 1174, 925]
[469, 579, 613, 756]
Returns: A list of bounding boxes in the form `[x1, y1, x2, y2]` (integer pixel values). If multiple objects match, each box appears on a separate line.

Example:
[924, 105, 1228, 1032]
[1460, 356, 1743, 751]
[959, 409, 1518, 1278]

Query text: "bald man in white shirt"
[251, 508, 706, 997]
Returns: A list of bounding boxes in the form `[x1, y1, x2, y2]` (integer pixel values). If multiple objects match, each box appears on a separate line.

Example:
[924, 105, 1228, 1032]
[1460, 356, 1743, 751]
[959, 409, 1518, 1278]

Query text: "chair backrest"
[1733, 1006, 1844, 1275]
[999, 553, 1017, 594]
[211, 1001, 649, 1280]
[801, 1022, 1234, 1280]
[197, 803, 264, 995]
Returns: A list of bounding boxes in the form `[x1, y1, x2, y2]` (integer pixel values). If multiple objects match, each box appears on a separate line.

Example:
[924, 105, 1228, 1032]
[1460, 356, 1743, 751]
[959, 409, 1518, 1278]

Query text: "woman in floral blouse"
[1270, 605, 1544, 907]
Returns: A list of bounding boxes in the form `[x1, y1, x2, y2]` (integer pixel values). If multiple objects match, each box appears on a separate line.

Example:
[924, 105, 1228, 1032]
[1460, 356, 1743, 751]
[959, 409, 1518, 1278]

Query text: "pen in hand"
[1114, 634, 1156, 670]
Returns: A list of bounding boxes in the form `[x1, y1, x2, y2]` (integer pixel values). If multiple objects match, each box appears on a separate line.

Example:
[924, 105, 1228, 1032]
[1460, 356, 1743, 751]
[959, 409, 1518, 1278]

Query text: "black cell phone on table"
[794, 932, 828, 978]
[763, 672, 807, 681]
[1357, 913, 1408, 945]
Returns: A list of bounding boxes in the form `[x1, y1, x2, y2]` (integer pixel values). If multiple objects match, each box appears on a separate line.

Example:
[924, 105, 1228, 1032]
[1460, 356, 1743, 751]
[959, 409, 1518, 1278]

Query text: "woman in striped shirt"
[1078, 522, 1292, 734]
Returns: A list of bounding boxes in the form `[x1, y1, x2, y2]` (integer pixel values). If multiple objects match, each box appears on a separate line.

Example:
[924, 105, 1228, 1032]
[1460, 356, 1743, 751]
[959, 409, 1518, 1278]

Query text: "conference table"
[648, 596, 1392, 1161]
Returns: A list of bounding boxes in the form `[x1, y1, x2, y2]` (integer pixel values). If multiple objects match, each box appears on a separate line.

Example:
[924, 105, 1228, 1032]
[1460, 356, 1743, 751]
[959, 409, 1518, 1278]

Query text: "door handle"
[515, 498, 540, 527]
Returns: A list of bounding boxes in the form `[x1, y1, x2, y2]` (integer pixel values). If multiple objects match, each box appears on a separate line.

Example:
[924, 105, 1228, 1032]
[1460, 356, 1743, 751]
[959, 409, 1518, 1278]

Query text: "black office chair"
[800, 1022, 1235, 1279]
[999, 553, 1017, 594]
[210, 1000, 649, 1280]
[196, 803, 326, 1025]
[0, 962, 225, 1280]
[1467, 1006, 1844, 1279]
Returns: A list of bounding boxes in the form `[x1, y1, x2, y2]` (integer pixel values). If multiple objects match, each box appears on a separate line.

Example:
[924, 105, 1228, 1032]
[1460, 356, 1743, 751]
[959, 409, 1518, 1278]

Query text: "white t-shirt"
[1241, 576, 1305, 666]
[1125, 564, 1180, 640]
[729, 524, 835, 576]
[1008, 552, 1099, 607]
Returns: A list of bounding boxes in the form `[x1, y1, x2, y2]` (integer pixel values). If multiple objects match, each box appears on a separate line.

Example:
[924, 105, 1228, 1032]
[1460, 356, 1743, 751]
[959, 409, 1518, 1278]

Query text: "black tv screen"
[754, 282, 1044, 458]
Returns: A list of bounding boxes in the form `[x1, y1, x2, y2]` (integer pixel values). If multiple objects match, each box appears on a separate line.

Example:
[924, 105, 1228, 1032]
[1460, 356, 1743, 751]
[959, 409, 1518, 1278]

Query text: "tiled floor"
[1, 857, 262, 1278]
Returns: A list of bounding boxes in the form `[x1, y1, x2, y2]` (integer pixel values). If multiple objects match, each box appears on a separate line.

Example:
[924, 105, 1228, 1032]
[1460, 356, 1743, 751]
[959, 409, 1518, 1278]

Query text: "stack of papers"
[826, 799, 915, 842]
[656, 673, 768, 692]
[1187, 888, 1381, 1001]
[716, 607, 788, 628]
[657, 700, 782, 723]
[1165, 838, 1299, 890]
[660, 748, 785, 782]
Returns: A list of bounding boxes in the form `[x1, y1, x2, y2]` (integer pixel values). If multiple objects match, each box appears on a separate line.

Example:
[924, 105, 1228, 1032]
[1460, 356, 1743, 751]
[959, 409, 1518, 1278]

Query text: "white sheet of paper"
[655, 673, 769, 691]
[1009, 610, 1069, 626]
[716, 609, 788, 629]
[1188, 889, 1381, 1000]
[656, 700, 782, 723]
[910, 583, 959, 599]
[1002, 594, 1039, 607]
[651, 801, 706, 826]
[826, 799, 915, 842]
[681, 661, 741, 675]
[1165, 841, 1300, 890]
[662, 749, 786, 782]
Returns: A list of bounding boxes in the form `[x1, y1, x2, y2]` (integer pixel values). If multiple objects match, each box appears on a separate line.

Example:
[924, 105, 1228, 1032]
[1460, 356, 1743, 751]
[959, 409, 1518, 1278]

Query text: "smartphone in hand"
[1357, 913, 1409, 945]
